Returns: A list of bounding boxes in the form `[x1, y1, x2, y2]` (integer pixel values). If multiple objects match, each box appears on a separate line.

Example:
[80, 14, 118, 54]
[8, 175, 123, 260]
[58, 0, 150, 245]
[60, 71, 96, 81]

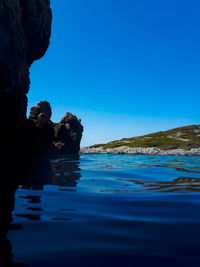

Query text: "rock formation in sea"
[0, 0, 53, 178]
[0, 4, 82, 264]
[0, 0, 83, 174]
[29, 101, 83, 157]
[28, 101, 55, 154]
[53, 112, 83, 156]
[0, 0, 52, 136]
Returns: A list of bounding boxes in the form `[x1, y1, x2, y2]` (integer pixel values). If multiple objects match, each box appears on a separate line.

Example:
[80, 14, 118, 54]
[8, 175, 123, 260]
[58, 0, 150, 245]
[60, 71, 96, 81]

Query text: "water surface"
[6, 154, 200, 266]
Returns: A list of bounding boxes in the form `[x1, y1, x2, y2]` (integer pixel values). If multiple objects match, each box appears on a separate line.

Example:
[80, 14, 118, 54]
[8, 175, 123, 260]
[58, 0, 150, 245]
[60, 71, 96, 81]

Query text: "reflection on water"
[0, 155, 80, 266]
[2, 154, 200, 266]
[115, 177, 200, 193]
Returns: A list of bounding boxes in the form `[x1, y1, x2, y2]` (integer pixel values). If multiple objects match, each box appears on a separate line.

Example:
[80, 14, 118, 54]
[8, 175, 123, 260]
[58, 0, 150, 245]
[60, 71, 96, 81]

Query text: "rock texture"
[29, 102, 83, 157]
[29, 101, 52, 120]
[53, 113, 83, 156]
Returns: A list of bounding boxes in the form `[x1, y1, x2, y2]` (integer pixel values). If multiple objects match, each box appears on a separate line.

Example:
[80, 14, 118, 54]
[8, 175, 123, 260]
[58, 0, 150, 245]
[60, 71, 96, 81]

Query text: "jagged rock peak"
[61, 112, 82, 124]
[29, 101, 52, 120]
[29, 102, 84, 156]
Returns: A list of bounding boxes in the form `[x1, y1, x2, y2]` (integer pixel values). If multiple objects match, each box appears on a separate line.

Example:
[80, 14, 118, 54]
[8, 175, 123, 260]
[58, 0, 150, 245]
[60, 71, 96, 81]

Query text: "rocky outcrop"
[0, 0, 52, 175]
[28, 101, 55, 154]
[0, 0, 52, 95]
[0, 0, 83, 179]
[53, 113, 83, 156]
[0, 4, 83, 260]
[29, 101, 52, 120]
[28, 102, 83, 157]
[0, 0, 52, 118]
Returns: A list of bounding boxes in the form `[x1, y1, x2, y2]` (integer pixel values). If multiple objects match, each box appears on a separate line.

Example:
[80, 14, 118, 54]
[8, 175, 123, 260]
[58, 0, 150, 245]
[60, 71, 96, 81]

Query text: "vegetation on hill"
[91, 125, 200, 150]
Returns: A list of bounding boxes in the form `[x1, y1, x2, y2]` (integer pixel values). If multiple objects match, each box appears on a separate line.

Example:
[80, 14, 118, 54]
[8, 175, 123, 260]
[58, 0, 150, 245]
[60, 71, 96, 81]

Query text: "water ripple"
[7, 154, 200, 266]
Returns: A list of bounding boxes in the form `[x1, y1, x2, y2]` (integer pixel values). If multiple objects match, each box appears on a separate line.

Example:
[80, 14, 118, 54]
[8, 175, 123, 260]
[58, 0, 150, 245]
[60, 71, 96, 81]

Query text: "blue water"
[6, 154, 200, 266]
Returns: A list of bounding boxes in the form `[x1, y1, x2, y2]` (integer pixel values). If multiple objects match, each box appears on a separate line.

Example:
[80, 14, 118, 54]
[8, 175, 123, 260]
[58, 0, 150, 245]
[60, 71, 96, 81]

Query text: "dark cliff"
[0, 0, 83, 178]
[0, 0, 52, 175]
[0, 3, 83, 262]
[0, 0, 52, 119]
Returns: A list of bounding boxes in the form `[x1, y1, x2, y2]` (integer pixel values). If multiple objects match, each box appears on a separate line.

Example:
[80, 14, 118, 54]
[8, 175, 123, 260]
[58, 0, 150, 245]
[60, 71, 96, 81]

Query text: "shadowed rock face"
[29, 101, 52, 120]
[0, 0, 83, 176]
[53, 112, 84, 156]
[0, 0, 52, 176]
[0, 0, 52, 95]
[29, 102, 84, 156]
[0, 0, 52, 121]
[0, 5, 82, 263]
[28, 101, 55, 155]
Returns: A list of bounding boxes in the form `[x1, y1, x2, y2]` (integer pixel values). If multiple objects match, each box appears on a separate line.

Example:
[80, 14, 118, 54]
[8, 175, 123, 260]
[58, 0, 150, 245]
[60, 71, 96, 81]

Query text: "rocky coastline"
[0, 0, 83, 166]
[0, 0, 83, 189]
[81, 146, 200, 156]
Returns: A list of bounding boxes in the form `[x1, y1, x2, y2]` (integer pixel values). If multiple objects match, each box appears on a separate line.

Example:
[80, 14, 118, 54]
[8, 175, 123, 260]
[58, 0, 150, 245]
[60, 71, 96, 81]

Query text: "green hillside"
[91, 125, 200, 150]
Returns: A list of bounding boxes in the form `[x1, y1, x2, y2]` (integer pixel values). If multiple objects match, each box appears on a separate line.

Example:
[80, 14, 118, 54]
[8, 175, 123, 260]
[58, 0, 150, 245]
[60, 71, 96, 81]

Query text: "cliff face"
[0, 0, 52, 175]
[0, 1, 83, 249]
[0, 0, 52, 125]
[0, 0, 83, 178]
[0, 0, 52, 94]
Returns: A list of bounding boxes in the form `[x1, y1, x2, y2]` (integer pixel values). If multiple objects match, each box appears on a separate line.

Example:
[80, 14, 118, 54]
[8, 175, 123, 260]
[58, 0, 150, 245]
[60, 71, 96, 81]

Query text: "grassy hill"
[91, 125, 200, 150]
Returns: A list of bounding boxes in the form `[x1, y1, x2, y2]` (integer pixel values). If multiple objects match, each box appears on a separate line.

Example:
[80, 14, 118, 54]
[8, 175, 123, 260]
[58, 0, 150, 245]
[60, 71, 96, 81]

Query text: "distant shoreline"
[80, 146, 200, 156]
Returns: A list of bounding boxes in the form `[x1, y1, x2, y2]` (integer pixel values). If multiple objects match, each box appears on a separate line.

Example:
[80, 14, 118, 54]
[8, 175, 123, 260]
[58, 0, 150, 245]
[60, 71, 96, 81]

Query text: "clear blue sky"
[28, 0, 200, 147]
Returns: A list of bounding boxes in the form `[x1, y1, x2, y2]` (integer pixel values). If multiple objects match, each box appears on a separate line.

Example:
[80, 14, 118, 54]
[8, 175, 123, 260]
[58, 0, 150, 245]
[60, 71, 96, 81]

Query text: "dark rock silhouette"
[0, 1, 83, 174]
[0, 0, 52, 176]
[29, 101, 52, 120]
[28, 101, 55, 155]
[0, 1, 82, 266]
[0, 0, 52, 125]
[29, 102, 83, 156]
[53, 112, 83, 156]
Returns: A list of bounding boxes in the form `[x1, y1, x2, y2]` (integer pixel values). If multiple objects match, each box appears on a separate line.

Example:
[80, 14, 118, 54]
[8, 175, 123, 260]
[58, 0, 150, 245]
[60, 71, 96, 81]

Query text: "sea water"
[6, 154, 200, 266]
